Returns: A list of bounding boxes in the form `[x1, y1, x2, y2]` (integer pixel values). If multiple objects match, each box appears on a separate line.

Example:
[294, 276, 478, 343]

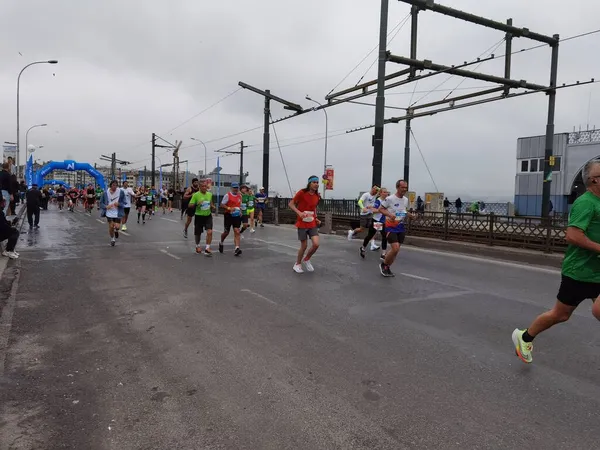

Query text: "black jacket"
[26, 189, 43, 208]
[0, 170, 11, 193]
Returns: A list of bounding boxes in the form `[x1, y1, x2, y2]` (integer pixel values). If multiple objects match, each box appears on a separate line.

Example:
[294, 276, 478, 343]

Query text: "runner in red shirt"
[288, 176, 321, 273]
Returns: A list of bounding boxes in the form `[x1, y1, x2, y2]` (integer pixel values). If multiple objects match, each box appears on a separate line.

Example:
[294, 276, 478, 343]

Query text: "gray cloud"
[0, 0, 598, 201]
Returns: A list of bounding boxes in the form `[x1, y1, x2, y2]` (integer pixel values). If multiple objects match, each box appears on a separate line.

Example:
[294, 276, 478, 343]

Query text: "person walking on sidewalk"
[26, 183, 43, 229]
[0, 196, 20, 259]
[289, 176, 321, 273]
[100, 180, 126, 247]
[512, 160, 600, 363]
[0, 163, 14, 216]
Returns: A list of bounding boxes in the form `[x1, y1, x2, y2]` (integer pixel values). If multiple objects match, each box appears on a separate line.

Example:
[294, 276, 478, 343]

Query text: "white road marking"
[400, 273, 430, 281]
[120, 231, 130, 236]
[96, 219, 104, 224]
[161, 218, 179, 223]
[160, 249, 181, 260]
[252, 238, 298, 250]
[241, 288, 277, 305]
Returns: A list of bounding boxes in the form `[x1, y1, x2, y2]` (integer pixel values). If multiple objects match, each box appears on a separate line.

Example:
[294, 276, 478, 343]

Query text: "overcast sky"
[1, 0, 598, 200]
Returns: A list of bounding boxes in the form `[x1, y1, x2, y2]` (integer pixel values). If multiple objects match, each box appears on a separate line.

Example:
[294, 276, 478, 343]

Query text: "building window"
[520, 160, 529, 172]
[553, 156, 561, 172]
[529, 159, 538, 172]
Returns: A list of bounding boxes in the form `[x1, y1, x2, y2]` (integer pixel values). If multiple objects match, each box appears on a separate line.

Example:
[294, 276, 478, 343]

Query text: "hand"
[361, 208, 368, 214]
[316, 218, 321, 226]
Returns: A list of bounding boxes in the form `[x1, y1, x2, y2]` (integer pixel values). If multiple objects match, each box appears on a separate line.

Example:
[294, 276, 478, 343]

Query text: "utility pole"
[403, 5, 418, 184]
[100, 153, 130, 183]
[172, 140, 182, 190]
[144, 166, 147, 186]
[372, 0, 389, 187]
[215, 141, 248, 184]
[151, 133, 156, 188]
[238, 82, 304, 194]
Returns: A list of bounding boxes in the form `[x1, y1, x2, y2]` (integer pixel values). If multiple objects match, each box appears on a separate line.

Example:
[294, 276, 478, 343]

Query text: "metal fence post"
[488, 213, 495, 246]
[545, 219, 553, 253]
[322, 212, 333, 234]
[274, 206, 280, 226]
[444, 210, 449, 241]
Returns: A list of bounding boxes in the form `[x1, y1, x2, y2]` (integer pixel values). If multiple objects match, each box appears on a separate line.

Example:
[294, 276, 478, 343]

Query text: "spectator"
[0, 196, 20, 259]
[26, 183, 43, 229]
[9, 174, 19, 214]
[455, 197, 463, 214]
[443, 197, 450, 213]
[0, 163, 13, 216]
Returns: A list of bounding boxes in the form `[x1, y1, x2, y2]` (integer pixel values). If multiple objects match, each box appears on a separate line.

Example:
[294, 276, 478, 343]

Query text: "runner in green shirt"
[512, 159, 600, 364]
[188, 180, 214, 256]
[240, 185, 252, 235]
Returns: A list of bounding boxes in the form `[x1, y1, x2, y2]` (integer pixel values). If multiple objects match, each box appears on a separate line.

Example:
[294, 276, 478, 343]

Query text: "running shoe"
[143, 220, 146, 225]
[234, 247, 242, 257]
[122, 225, 127, 231]
[250, 228, 256, 234]
[302, 259, 314, 272]
[183, 229, 188, 239]
[260, 224, 264, 228]
[293, 263, 304, 273]
[370, 242, 380, 251]
[196, 246, 202, 254]
[347, 230, 354, 241]
[219, 242, 224, 253]
[204, 248, 213, 257]
[511, 329, 533, 363]
[380, 263, 393, 277]
[359, 247, 366, 259]
[110, 238, 116, 247]
[5, 251, 18, 259]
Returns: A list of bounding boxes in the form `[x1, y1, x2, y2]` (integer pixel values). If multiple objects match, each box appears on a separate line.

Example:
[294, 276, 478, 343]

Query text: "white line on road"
[120, 231, 131, 236]
[96, 219, 104, 224]
[161, 218, 179, 223]
[252, 238, 298, 250]
[241, 288, 277, 305]
[400, 273, 430, 281]
[160, 249, 181, 260]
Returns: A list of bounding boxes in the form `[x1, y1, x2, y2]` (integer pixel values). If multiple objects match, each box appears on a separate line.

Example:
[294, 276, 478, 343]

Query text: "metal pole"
[306, 97, 329, 197]
[372, 0, 389, 187]
[263, 94, 271, 194]
[144, 165, 147, 186]
[151, 133, 156, 188]
[404, 5, 419, 184]
[186, 161, 189, 187]
[504, 19, 513, 96]
[240, 141, 245, 184]
[541, 35, 560, 219]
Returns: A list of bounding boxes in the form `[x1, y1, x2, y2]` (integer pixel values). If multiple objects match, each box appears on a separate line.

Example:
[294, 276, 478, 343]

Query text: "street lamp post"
[306, 96, 329, 198]
[190, 137, 208, 176]
[17, 60, 58, 179]
[25, 123, 47, 165]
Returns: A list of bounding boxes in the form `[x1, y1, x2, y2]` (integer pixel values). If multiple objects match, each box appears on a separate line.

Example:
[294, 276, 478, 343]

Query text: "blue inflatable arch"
[42, 179, 71, 189]
[35, 160, 106, 190]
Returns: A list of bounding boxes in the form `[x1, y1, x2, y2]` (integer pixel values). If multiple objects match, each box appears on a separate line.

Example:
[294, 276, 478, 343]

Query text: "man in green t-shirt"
[512, 159, 600, 364]
[188, 180, 214, 256]
[239, 185, 252, 235]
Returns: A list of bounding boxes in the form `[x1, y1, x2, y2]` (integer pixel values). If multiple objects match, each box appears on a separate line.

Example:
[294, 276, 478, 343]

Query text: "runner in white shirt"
[348, 185, 380, 251]
[100, 180, 125, 247]
[120, 181, 135, 231]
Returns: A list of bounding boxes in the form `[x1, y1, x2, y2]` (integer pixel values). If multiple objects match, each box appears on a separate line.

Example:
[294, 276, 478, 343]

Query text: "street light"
[306, 96, 329, 198]
[17, 60, 58, 179]
[190, 137, 208, 176]
[25, 123, 47, 165]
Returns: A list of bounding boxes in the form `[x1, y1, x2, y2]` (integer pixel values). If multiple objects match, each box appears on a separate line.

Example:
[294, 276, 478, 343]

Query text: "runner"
[85, 183, 96, 214]
[95, 186, 103, 210]
[247, 188, 256, 233]
[67, 186, 79, 212]
[218, 182, 242, 256]
[120, 181, 135, 231]
[512, 160, 600, 364]
[160, 187, 168, 214]
[182, 179, 200, 238]
[150, 185, 158, 216]
[361, 187, 389, 261]
[56, 185, 66, 210]
[255, 187, 267, 228]
[145, 186, 155, 220]
[348, 186, 380, 252]
[289, 176, 321, 273]
[239, 185, 251, 236]
[378, 180, 415, 277]
[167, 186, 175, 213]
[136, 186, 148, 224]
[187, 180, 214, 256]
[100, 180, 125, 247]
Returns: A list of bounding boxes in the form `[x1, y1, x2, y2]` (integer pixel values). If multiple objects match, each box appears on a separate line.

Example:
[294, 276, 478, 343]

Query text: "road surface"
[1, 207, 599, 449]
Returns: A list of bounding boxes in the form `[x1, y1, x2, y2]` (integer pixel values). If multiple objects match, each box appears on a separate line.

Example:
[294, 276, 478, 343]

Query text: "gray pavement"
[1, 206, 599, 449]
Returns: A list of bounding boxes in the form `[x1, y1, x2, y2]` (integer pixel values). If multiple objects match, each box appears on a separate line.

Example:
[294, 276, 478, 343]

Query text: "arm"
[288, 195, 304, 218]
[183, 188, 193, 200]
[565, 227, 600, 253]
[357, 192, 369, 213]
[220, 194, 231, 213]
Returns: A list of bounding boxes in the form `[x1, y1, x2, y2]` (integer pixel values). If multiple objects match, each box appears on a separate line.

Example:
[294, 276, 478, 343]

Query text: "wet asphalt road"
[1, 206, 600, 450]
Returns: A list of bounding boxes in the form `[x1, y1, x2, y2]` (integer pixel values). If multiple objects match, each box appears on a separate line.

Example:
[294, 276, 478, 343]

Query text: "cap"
[231, 182, 239, 188]
[260, 187, 265, 190]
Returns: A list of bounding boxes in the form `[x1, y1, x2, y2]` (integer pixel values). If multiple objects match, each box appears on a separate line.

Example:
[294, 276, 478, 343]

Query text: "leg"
[27, 208, 34, 226]
[108, 221, 115, 238]
[592, 296, 600, 321]
[206, 229, 213, 246]
[184, 215, 193, 232]
[233, 228, 241, 248]
[380, 230, 388, 252]
[304, 235, 320, 261]
[34, 207, 40, 226]
[5, 229, 19, 252]
[220, 230, 229, 243]
[384, 242, 400, 266]
[362, 226, 377, 249]
[526, 300, 577, 338]
[296, 239, 308, 265]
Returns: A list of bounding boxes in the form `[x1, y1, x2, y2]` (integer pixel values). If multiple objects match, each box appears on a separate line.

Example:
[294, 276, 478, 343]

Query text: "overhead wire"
[269, 113, 294, 197]
[410, 129, 439, 193]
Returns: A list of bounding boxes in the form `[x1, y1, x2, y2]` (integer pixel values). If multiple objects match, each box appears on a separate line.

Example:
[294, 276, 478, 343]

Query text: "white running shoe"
[5, 251, 18, 259]
[302, 259, 314, 272]
[347, 230, 354, 241]
[250, 228, 256, 233]
[370, 242, 380, 251]
[293, 263, 304, 273]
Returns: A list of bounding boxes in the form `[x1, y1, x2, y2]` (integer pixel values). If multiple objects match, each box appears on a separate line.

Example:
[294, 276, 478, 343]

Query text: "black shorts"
[386, 231, 406, 244]
[107, 217, 121, 223]
[181, 201, 190, 211]
[137, 202, 146, 209]
[124, 207, 131, 215]
[186, 207, 195, 218]
[224, 214, 242, 231]
[242, 215, 249, 224]
[168, 196, 174, 202]
[87, 198, 95, 204]
[161, 198, 167, 205]
[194, 215, 213, 235]
[57, 197, 64, 203]
[557, 275, 600, 307]
[360, 215, 373, 229]
[297, 227, 319, 241]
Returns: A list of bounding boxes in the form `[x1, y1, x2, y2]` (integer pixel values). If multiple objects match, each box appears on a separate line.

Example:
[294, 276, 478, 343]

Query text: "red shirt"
[292, 189, 320, 229]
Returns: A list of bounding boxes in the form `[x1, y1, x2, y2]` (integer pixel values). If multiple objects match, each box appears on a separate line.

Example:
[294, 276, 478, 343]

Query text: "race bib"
[248, 200, 254, 207]
[231, 208, 241, 217]
[241, 203, 247, 211]
[302, 211, 315, 223]
[200, 201, 210, 211]
[374, 222, 383, 231]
